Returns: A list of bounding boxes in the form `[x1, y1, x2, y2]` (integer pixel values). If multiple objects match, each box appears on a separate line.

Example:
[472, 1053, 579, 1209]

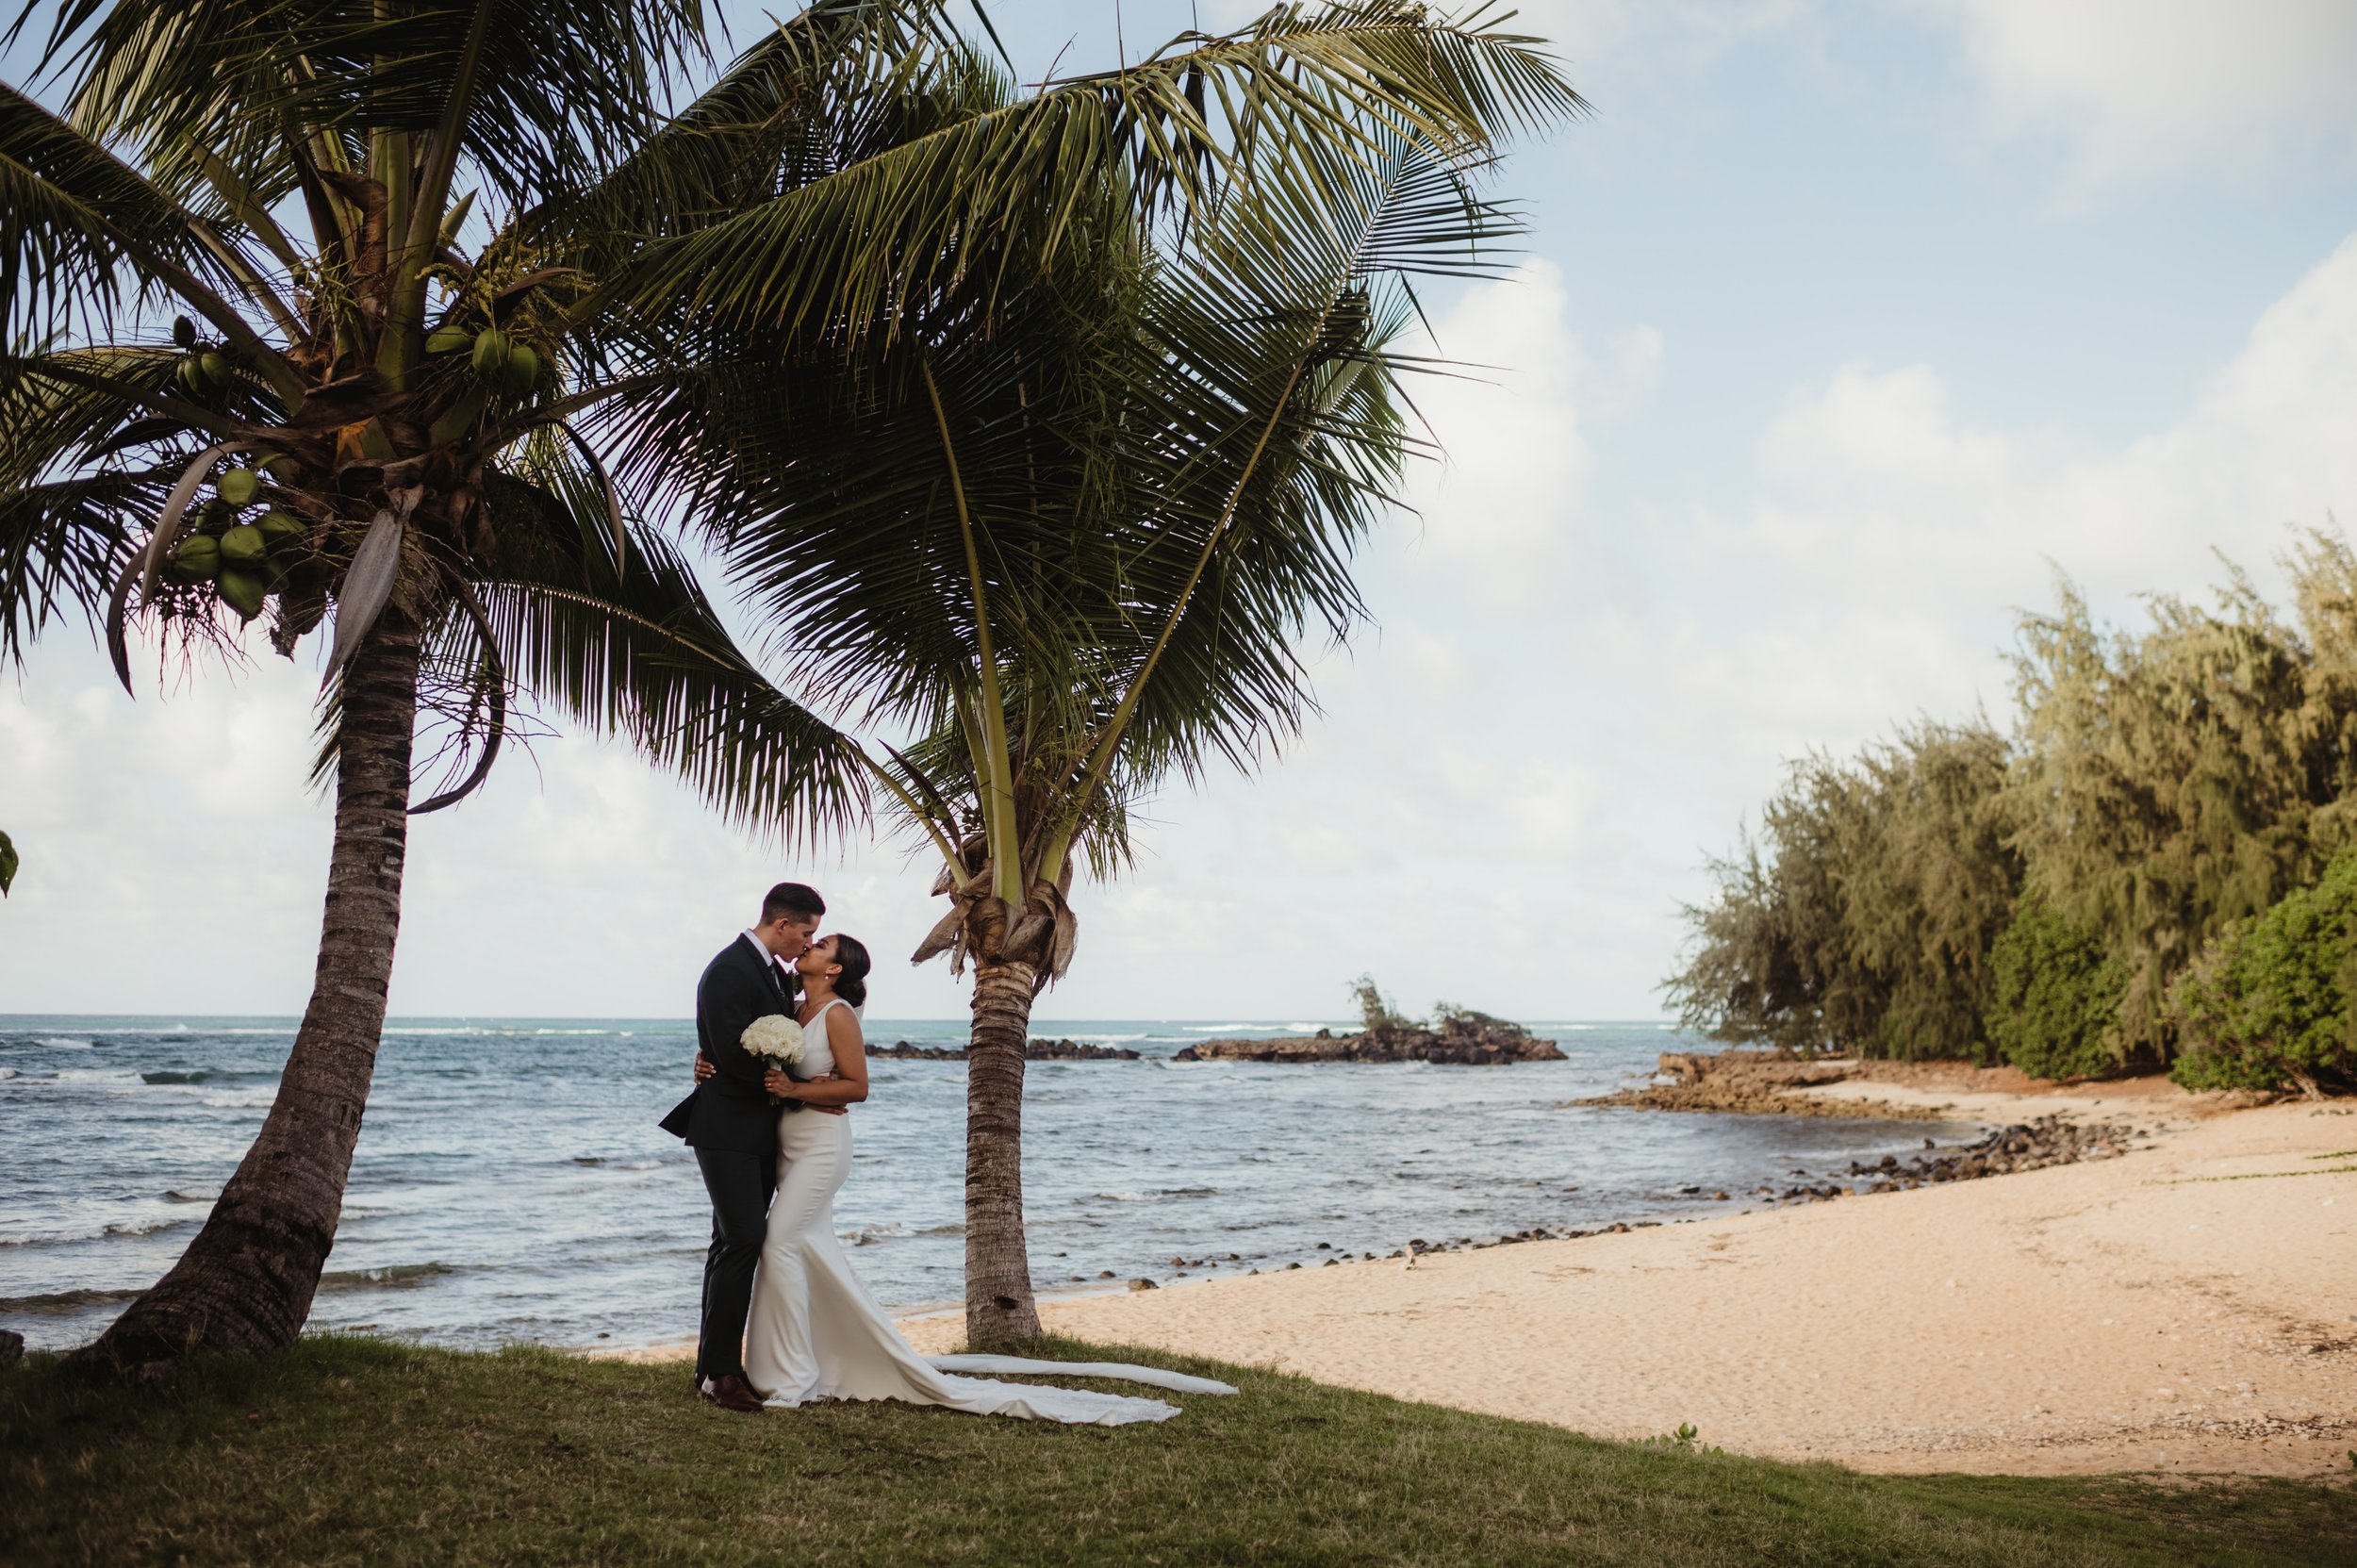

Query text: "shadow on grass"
[3, 1334, 2351, 1567]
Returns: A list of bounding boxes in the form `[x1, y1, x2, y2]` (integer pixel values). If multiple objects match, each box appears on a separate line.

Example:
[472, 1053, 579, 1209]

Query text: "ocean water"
[0, 1015, 1952, 1353]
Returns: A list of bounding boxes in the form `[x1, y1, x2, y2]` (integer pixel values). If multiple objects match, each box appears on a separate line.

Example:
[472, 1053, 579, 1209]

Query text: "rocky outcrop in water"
[1173, 1016, 1563, 1065]
[868, 1038, 1141, 1061]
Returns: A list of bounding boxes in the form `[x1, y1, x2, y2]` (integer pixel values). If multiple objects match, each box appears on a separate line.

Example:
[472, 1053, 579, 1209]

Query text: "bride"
[734, 933, 1228, 1425]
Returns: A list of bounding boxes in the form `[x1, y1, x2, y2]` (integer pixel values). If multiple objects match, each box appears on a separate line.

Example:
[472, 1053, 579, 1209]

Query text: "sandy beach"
[860, 1083, 2357, 1477]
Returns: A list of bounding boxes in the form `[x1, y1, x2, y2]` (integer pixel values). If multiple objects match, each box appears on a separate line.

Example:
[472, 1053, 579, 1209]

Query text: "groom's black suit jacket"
[659, 934, 802, 1152]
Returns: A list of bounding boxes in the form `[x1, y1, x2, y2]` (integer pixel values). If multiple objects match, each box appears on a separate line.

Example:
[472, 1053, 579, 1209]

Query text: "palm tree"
[701, 87, 1579, 1344]
[2, 1, 1576, 1371]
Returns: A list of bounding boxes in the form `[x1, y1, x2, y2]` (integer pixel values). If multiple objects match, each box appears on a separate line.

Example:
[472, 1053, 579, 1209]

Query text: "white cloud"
[0, 638, 337, 1010]
[1739, 231, 2357, 619]
[1374, 618, 1475, 703]
[1396, 257, 1662, 607]
[1919, 0, 2357, 185]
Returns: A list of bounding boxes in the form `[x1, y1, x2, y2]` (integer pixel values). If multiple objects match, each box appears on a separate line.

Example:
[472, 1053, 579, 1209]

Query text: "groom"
[659, 881, 826, 1413]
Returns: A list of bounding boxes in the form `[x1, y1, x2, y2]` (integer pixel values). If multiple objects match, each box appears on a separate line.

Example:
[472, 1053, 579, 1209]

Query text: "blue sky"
[7, 1, 2357, 1021]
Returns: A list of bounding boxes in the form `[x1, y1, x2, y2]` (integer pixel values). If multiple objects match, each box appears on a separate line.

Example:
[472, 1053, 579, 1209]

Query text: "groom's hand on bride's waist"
[693, 1052, 715, 1084]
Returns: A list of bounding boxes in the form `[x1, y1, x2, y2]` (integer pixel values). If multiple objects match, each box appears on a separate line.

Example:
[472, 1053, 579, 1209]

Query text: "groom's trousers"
[695, 1147, 777, 1382]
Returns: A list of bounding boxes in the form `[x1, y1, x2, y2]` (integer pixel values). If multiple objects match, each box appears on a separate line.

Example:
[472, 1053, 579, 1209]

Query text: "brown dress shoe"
[702, 1373, 765, 1413]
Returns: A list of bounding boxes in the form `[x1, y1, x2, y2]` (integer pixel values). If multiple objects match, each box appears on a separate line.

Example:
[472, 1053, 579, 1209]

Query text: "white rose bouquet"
[742, 1014, 805, 1073]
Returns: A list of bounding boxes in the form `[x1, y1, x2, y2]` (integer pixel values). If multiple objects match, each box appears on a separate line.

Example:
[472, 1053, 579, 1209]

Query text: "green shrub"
[1349, 974, 1415, 1036]
[2167, 852, 2357, 1093]
[1663, 721, 2019, 1059]
[1984, 900, 2129, 1079]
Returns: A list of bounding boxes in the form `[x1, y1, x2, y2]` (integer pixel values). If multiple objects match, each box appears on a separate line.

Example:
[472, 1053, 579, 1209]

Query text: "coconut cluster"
[164, 460, 309, 621]
[168, 313, 232, 400]
[145, 303, 550, 635]
[427, 323, 543, 399]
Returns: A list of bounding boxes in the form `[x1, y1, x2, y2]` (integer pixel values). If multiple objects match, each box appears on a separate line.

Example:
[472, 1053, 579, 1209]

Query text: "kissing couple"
[659, 880, 1232, 1424]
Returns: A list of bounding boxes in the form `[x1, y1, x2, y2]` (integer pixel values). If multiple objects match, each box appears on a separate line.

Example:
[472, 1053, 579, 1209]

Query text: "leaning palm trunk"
[75, 618, 420, 1374]
[964, 957, 1044, 1346]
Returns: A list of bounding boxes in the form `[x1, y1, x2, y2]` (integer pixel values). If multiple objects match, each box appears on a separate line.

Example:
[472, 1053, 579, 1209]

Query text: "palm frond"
[609, 5, 1576, 343]
[0, 469, 157, 664]
[24, 0, 710, 218]
[0, 339, 199, 666]
[471, 468, 870, 848]
[1041, 132, 1495, 854]
[650, 223, 1136, 738]
[542, 0, 966, 254]
[0, 342, 189, 487]
[0, 81, 261, 348]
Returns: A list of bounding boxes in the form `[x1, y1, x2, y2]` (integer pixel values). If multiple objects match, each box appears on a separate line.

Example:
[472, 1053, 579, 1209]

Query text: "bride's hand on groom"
[689, 1054, 843, 1115]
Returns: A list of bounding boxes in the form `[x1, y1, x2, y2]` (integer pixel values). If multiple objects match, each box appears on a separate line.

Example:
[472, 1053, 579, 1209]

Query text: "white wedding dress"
[742, 999, 1231, 1425]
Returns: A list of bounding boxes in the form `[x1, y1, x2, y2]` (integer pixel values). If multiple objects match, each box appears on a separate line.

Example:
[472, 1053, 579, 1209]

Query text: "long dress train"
[742, 1001, 1231, 1425]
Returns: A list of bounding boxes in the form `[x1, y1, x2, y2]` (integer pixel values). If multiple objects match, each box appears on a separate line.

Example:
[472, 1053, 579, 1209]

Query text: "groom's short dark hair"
[761, 882, 826, 925]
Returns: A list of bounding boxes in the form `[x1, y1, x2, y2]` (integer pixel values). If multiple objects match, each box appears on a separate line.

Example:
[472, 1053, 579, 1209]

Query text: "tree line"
[1664, 534, 2357, 1094]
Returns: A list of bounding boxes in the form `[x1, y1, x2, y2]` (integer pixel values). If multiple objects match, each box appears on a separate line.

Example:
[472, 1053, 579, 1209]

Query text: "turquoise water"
[0, 1015, 1945, 1352]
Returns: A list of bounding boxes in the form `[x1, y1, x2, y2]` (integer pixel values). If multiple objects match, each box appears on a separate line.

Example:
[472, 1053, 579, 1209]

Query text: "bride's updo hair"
[829, 934, 872, 1009]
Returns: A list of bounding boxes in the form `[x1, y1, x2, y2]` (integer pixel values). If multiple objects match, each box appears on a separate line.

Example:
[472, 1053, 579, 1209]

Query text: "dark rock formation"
[1172, 1017, 1563, 1065]
[868, 1037, 1141, 1061]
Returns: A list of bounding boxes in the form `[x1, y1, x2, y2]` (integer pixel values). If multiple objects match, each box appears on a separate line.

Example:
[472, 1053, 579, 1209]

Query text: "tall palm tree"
[3, 1, 1577, 1371]
[695, 85, 1579, 1342]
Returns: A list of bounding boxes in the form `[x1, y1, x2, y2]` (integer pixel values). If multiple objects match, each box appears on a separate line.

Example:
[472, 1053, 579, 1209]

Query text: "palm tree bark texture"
[85, 614, 420, 1371]
[964, 958, 1044, 1343]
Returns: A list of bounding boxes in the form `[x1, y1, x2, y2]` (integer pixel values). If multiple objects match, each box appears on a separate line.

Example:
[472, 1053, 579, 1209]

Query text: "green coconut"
[471, 328, 510, 377]
[217, 569, 269, 620]
[255, 511, 306, 549]
[197, 351, 229, 388]
[219, 523, 269, 567]
[172, 315, 196, 350]
[427, 323, 474, 355]
[216, 467, 261, 507]
[501, 344, 539, 398]
[166, 535, 222, 582]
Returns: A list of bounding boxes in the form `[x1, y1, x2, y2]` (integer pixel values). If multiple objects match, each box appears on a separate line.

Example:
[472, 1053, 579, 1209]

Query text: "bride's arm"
[773, 1012, 867, 1106]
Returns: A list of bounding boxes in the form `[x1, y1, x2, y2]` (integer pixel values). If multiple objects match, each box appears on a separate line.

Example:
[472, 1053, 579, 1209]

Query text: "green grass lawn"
[4, 1336, 2351, 1567]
